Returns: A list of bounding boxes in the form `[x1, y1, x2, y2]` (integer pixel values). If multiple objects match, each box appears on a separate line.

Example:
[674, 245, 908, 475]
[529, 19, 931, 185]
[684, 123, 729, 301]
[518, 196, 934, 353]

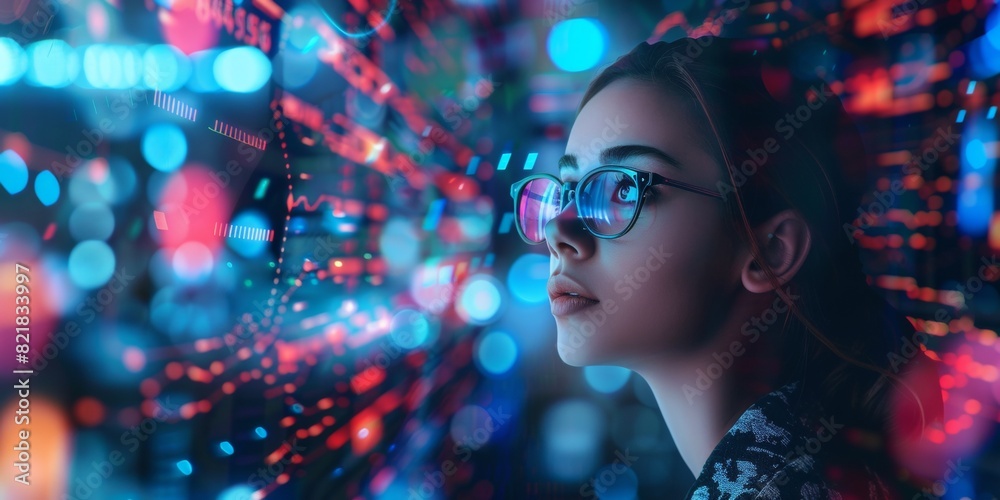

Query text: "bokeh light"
[0, 0, 29, 24]
[542, 399, 604, 481]
[68, 240, 116, 289]
[379, 218, 420, 272]
[274, 41, 319, 89]
[40, 252, 81, 317]
[86, 2, 111, 40]
[34, 170, 60, 206]
[69, 202, 115, 241]
[172, 241, 214, 283]
[25, 39, 80, 88]
[0, 222, 40, 259]
[389, 309, 431, 349]
[958, 119, 995, 236]
[449, 405, 497, 448]
[152, 165, 230, 253]
[149, 285, 229, 339]
[0, 149, 28, 194]
[456, 274, 503, 324]
[158, 0, 220, 55]
[547, 18, 607, 72]
[68, 157, 138, 205]
[987, 5, 1000, 52]
[584, 366, 632, 394]
[0, 38, 27, 85]
[141, 123, 187, 172]
[67, 322, 157, 387]
[507, 253, 548, 303]
[214, 46, 271, 93]
[218, 485, 255, 500]
[143, 44, 192, 91]
[226, 210, 270, 258]
[83, 44, 145, 89]
[475, 330, 518, 375]
[407, 264, 456, 314]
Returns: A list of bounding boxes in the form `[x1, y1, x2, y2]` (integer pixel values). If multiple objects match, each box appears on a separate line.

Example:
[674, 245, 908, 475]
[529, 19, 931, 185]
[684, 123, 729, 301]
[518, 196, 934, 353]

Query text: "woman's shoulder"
[753, 458, 898, 499]
[684, 381, 906, 499]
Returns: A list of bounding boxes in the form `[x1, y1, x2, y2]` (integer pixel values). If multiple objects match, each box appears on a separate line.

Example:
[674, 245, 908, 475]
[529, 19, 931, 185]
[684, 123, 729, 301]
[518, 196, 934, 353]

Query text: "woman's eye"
[613, 180, 636, 203]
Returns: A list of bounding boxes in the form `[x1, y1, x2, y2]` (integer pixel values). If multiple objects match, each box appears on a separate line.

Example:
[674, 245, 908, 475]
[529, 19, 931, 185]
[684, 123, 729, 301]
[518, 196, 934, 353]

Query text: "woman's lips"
[550, 294, 600, 317]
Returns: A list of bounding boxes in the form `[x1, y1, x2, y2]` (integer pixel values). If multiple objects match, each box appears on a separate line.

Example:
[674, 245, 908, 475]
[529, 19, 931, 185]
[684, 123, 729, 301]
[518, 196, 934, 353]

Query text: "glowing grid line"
[210, 120, 267, 150]
[214, 222, 274, 241]
[152, 90, 198, 121]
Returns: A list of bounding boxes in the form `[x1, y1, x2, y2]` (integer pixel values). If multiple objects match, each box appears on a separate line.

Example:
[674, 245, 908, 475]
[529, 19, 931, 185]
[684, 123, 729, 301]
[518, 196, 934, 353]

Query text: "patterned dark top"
[682, 381, 910, 499]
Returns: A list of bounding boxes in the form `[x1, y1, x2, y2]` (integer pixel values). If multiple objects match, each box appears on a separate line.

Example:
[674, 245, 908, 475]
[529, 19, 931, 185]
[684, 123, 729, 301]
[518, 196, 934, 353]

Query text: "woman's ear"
[741, 209, 812, 294]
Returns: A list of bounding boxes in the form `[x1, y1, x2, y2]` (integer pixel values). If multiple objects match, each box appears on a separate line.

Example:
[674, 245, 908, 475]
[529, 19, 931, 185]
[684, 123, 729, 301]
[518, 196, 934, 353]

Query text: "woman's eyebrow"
[557, 144, 684, 174]
[601, 144, 685, 170]
[557, 154, 578, 171]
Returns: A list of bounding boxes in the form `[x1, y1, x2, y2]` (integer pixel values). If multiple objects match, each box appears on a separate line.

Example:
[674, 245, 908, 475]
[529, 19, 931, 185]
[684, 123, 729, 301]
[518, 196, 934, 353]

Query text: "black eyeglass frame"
[509, 165, 724, 244]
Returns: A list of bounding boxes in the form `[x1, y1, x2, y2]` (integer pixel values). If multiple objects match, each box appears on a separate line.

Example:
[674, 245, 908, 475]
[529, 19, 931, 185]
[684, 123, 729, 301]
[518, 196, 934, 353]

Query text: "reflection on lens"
[578, 171, 638, 236]
[517, 178, 560, 243]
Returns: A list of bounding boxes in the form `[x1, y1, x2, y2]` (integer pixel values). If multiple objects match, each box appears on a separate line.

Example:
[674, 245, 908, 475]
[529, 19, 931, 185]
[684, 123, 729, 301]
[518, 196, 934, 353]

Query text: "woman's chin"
[556, 339, 601, 367]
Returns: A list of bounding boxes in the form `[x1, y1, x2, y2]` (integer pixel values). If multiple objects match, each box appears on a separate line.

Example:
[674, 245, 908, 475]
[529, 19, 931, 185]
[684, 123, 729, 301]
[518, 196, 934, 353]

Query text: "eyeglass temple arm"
[653, 174, 724, 199]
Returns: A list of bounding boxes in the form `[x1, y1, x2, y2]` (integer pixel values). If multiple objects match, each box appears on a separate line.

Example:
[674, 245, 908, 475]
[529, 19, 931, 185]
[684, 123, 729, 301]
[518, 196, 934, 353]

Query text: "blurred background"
[0, 0, 999, 498]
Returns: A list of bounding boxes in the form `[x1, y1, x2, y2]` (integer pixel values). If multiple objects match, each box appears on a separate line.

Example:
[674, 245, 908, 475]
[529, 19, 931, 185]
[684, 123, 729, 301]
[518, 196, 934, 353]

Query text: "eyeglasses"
[509, 165, 724, 244]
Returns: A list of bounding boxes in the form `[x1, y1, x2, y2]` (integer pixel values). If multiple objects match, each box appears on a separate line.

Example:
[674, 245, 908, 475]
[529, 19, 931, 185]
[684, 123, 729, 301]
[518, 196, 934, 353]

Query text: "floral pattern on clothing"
[682, 381, 899, 500]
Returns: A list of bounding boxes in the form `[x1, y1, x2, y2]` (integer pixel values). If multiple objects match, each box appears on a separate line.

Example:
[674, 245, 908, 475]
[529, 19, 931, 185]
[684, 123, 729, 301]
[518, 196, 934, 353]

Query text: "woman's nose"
[544, 192, 596, 261]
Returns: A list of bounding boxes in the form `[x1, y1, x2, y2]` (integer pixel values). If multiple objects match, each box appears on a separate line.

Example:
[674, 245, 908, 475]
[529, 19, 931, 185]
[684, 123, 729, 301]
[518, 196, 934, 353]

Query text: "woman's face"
[549, 79, 743, 367]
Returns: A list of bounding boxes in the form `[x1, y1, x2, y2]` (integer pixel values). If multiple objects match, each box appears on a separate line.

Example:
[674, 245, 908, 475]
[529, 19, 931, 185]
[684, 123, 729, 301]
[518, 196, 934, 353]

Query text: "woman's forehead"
[565, 80, 699, 162]
[564, 80, 718, 183]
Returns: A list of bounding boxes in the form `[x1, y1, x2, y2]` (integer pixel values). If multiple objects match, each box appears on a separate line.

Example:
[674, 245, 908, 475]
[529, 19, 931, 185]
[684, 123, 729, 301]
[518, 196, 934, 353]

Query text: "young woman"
[511, 38, 942, 498]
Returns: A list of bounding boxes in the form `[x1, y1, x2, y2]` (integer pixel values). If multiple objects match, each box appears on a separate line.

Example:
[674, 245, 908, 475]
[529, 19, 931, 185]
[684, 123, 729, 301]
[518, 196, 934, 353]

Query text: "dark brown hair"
[579, 38, 937, 462]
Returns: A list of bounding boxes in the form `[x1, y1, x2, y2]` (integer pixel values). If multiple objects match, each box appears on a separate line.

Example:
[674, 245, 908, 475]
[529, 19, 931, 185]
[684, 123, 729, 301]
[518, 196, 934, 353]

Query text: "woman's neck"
[630, 300, 785, 477]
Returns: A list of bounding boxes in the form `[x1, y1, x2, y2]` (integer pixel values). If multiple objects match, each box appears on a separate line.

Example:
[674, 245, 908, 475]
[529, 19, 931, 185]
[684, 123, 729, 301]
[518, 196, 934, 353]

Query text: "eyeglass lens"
[516, 171, 640, 243]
